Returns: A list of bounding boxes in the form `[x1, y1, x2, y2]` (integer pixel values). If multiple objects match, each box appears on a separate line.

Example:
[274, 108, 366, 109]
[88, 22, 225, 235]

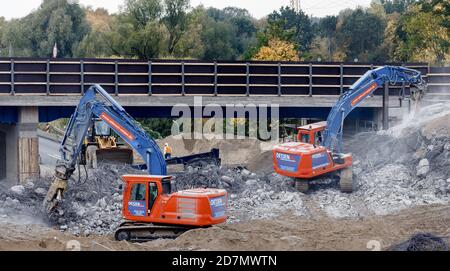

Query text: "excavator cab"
[297, 121, 326, 146]
[116, 175, 228, 241]
[273, 120, 352, 194]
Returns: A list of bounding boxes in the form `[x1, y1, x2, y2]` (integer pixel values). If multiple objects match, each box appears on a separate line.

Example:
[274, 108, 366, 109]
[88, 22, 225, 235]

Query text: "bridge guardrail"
[0, 58, 428, 97]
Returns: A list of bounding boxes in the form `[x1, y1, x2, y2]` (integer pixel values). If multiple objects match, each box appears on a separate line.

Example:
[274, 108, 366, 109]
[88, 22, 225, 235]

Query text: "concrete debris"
[24, 181, 35, 190]
[416, 159, 430, 177]
[10, 185, 25, 196]
[34, 188, 47, 196]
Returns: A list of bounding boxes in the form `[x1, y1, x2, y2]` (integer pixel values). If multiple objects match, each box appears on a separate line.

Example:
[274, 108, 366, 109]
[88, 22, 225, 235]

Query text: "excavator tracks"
[114, 222, 194, 242]
[339, 166, 354, 193]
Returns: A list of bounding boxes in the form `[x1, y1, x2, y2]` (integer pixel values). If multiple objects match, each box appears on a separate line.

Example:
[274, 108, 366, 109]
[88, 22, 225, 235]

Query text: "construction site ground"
[1, 102, 450, 251]
[1, 204, 449, 251]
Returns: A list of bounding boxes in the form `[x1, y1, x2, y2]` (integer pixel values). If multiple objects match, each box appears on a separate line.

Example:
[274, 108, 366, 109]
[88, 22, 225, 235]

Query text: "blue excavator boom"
[322, 66, 426, 154]
[44, 84, 167, 212]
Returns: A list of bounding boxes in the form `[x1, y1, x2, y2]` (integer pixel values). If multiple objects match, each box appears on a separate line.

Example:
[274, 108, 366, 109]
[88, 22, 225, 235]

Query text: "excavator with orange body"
[273, 66, 426, 193]
[43, 84, 227, 241]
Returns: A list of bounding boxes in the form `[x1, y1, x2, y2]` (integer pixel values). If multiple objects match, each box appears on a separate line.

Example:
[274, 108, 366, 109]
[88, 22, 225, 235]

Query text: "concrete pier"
[0, 107, 39, 183]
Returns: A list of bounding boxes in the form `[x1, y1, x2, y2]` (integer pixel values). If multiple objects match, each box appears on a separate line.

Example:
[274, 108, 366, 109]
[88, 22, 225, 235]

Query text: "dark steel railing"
[0, 58, 429, 96]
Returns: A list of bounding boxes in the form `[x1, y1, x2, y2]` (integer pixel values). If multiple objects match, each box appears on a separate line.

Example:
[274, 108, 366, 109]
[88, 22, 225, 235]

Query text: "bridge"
[0, 58, 447, 183]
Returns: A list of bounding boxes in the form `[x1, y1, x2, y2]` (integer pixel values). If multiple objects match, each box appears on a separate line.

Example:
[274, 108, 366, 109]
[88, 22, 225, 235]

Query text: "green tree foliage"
[337, 8, 386, 62]
[380, 0, 418, 14]
[75, 8, 114, 57]
[200, 7, 257, 60]
[125, 0, 163, 27]
[264, 7, 313, 52]
[0, 0, 447, 65]
[163, 0, 190, 56]
[138, 118, 173, 139]
[3, 0, 89, 57]
[318, 16, 338, 61]
[393, 4, 449, 64]
[104, 0, 166, 60]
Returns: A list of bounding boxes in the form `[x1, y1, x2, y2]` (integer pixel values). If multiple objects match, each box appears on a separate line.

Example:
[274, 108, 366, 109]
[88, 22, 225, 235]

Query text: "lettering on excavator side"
[276, 152, 301, 172]
[312, 152, 330, 169]
[128, 201, 146, 216]
[351, 83, 378, 106]
[209, 196, 226, 218]
[99, 112, 135, 141]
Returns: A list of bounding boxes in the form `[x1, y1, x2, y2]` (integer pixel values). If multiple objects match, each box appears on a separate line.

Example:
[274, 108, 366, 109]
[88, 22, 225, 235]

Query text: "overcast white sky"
[0, 0, 372, 20]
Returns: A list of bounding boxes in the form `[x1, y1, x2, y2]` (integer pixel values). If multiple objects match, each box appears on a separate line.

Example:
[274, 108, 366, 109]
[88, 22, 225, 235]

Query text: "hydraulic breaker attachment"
[43, 177, 68, 213]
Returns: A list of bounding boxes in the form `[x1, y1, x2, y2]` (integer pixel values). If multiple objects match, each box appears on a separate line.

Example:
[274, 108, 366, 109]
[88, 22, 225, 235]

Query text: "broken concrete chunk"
[10, 185, 25, 196]
[416, 159, 430, 177]
[220, 175, 234, 184]
[34, 188, 47, 195]
[24, 181, 35, 189]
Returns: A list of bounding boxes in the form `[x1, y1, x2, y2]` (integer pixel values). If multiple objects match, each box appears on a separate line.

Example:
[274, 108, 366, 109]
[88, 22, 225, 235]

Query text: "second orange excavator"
[273, 66, 426, 193]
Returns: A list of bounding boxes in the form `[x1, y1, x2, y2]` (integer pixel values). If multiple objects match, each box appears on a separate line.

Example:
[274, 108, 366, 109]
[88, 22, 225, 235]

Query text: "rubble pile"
[48, 164, 141, 236]
[0, 164, 140, 236]
[0, 179, 49, 225]
[174, 165, 307, 222]
[310, 103, 450, 217]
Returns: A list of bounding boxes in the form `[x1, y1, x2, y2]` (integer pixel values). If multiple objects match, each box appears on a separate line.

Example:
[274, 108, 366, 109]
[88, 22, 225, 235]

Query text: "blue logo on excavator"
[276, 152, 301, 172]
[209, 196, 226, 218]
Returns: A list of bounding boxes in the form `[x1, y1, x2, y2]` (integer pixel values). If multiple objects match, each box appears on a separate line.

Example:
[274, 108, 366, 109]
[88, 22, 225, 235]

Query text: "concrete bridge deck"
[0, 94, 393, 107]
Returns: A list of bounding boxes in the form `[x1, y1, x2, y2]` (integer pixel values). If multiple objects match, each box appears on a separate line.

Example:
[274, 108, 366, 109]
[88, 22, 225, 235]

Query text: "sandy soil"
[1, 204, 448, 251]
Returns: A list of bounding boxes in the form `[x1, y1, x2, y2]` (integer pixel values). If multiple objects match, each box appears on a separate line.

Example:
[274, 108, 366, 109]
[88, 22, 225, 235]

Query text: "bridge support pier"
[17, 107, 40, 183]
[0, 107, 40, 183]
[0, 124, 18, 182]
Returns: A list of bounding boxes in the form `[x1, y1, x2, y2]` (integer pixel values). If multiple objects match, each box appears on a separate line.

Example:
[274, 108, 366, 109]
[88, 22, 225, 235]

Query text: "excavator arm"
[43, 84, 167, 212]
[322, 66, 427, 154]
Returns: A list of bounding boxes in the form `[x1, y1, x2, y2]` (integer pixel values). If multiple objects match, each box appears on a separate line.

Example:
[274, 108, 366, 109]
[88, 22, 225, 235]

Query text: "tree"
[318, 16, 337, 61]
[0, 17, 8, 56]
[393, 5, 449, 64]
[201, 18, 237, 60]
[252, 38, 300, 61]
[163, 0, 190, 56]
[187, 6, 257, 60]
[75, 8, 114, 57]
[5, 0, 90, 57]
[124, 0, 162, 28]
[172, 6, 206, 58]
[265, 7, 313, 52]
[380, 0, 418, 14]
[28, 0, 89, 57]
[106, 15, 167, 59]
[337, 8, 385, 61]
[104, 0, 167, 60]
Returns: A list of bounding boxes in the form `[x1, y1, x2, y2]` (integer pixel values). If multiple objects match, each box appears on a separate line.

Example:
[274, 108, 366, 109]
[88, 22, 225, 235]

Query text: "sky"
[0, 0, 373, 20]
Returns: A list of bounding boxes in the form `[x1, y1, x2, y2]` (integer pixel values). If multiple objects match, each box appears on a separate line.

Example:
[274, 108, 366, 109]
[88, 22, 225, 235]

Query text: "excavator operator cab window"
[314, 131, 323, 145]
[94, 121, 111, 137]
[162, 179, 171, 195]
[300, 133, 310, 143]
[148, 182, 158, 214]
[130, 183, 146, 201]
